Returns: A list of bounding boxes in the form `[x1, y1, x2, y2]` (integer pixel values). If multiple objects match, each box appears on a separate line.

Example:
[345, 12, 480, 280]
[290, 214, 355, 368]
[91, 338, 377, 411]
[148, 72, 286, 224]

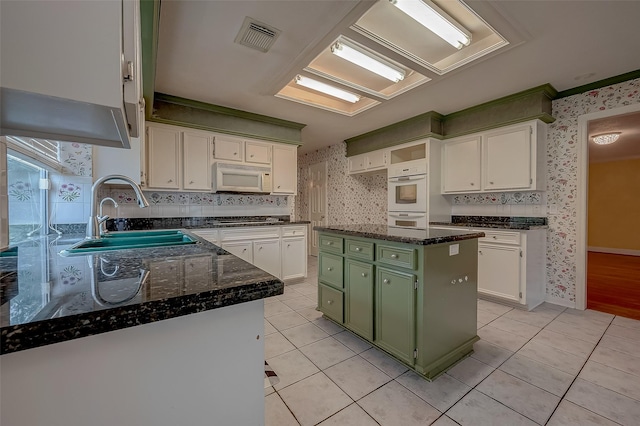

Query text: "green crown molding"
[556, 69, 640, 99]
[345, 112, 444, 156]
[345, 85, 557, 156]
[140, 0, 161, 120]
[151, 95, 304, 145]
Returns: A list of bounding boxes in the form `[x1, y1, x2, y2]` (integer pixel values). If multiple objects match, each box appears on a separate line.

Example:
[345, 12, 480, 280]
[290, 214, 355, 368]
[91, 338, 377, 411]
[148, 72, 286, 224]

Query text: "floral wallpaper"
[546, 77, 640, 305]
[297, 142, 387, 225]
[59, 142, 92, 176]
[109, 190, 288, 208]
[450, 192, 542, 205]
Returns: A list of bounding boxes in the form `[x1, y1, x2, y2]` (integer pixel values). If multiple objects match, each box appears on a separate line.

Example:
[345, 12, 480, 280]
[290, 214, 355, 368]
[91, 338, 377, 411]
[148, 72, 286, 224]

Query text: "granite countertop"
[430, 216, 548, 230]
[106, 216, 310, 232]
[0, 230, 284, 354]
[313, 224, 484, 245]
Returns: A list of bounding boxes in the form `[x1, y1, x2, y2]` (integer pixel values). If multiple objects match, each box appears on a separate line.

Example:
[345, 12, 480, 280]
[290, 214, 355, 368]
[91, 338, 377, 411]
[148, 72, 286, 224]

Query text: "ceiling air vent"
[234, 17, 281, 53]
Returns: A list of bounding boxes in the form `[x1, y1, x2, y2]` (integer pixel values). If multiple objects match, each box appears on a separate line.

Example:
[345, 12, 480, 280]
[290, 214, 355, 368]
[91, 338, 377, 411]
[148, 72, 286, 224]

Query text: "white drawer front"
[282, 226, 306, 237]
[476, 229, 520, 245]
[220, 227, 280, 241]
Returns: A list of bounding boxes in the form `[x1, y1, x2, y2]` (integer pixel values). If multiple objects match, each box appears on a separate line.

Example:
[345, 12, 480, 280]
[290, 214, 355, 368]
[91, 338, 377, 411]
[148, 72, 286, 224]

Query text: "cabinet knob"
[479, 250, 483, 255]
[492, 236, 497, 239]
[390, 254, 398, 259]
[327, 241, 332, 245]
[489, 181, 494, 185]
[250, 154, 254, 158]
[189, 180, 194, 184]
[327, 267, 332, 271]
[383, 278, 390, 284]
[233, 152, 237, 155]
[242, 248, 247, 252]
[259, 246, 263, 250]
[327, 300, 333, 305]
[287, 243, 291, 248]
[355, 247, 361, 252]
[292, 231, 296, 234]
[278, 185, 281, 189]
[361, 272, 367, 277]
[470, 182, 474, 186]
[168, 179, 173, 183]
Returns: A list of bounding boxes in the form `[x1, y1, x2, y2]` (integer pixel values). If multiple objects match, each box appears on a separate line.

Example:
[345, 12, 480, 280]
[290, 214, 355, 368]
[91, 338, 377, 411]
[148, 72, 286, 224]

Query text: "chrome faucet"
[87, 175, 149, 239]
[98, 197, 119, 235]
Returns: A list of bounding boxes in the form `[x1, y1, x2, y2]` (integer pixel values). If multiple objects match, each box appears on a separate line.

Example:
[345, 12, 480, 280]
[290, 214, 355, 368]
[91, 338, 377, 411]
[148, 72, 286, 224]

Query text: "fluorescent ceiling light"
[331, 40, 405, 83]
[294, 75, 360, 103]
[592, 132, 621, 145]
[390, 0, 471, 49]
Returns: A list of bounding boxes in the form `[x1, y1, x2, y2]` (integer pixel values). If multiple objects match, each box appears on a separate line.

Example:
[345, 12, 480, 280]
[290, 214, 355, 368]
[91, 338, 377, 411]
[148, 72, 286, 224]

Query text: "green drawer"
[319, 252, 344, 288]
[345, 239, 374, 261]
[319, 234, 343, 254]
[376, 244, 417, 270]
[318, 283, 344, 323]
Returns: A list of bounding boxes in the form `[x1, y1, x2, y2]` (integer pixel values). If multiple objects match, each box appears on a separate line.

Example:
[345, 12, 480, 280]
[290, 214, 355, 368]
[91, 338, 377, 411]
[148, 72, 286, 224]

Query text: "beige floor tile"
[264, 295, 280, 305]
[598, 333, 640, 357]
[477, 299, 514, 316]
[299, 336, 356, 370]
[530, 329, 596, 358]
[265, 393, 300, 426]
[294, 285, 319, 297]
[312, 317, 344, 335]
[265, 300, 294, 317]
[477, 325, 530, 352]
[324, 356, 391, 400]
[547, 400, 619, 426]
[359, 347, 409, 378]
[264, 319, 277, 335]
[562, 308, 614, 324]
[545, 318, 606, 343]
[489, 317, 542, 339]
[268, 349, 320, 391]
[359, 381, 441, 426]
[296, 307, 323, 322]
[265, 386, 275, 396]
[554, 312, 611, 332]
[448, 389, 537, 426]
[517, 340, 587, 375]
[281, 322, 329, 348]
[471, 339, 514, 368]
[477, 309, 501, 325]
[590, 346, 640, 377]
[579, 360, 640, 401]
[503, 307, 560, 328]
[566, 378, 640, 425]
[396, 370, 470, 412]
[499, 353, 574, 397]
[612, 315, 640, 330]
[605, 324, 640, 342]
[533, 302, 566, 312]
[446, 356, 495, 388]
[281, 296, 317, 311]
[268, 311, 309, 331]
[317, 403, 378, 426]
[276, 288, 305, 302]
[332, 330, 372, 354]
[476, 369, 560, 424]
[278, 373, 352, 426]
[265, 332, 296, 359]
[431, 415, 461, 426]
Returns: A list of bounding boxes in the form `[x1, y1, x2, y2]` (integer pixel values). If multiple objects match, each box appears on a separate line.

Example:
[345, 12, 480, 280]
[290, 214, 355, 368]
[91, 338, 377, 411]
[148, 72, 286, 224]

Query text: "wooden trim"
[442, 113, 555, 140]
[154, 93, 306, 130]
[556, 69, 640, 99]
[588, 246, 640, 257]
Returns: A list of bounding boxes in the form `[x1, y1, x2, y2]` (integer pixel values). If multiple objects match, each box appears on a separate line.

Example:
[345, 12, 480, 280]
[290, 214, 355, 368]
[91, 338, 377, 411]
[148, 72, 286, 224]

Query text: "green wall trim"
[345, 111, 444, 157]
[154, 93, 306, 130]
[345, 84, 557, 156]
[556, 69, 640, 99]
[140, 0, 160, 120]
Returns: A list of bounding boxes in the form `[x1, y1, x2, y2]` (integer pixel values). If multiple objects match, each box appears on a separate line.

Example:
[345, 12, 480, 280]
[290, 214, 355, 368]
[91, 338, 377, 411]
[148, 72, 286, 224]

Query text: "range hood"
[1, 88, 132, 149]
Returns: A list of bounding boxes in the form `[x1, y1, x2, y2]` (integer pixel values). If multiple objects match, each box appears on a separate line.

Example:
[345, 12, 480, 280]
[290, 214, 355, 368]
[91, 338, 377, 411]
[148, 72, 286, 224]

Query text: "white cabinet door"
[484, 125, 532, 190]
[367, 150, 387, 170]
[272, 144, 298, 194]
[442, 136, 481, 193]
[245, 141, 271, 165]
[348, 154, 367, 174]
[183, 130, 213, 191]
[213, 136, 244, 162]
[253, 239, 281, 278]
[222, 241, 253, 263]
[147, 125, 181, 189]
[478, 243, 521, 302]
[282, 236, 307, 280]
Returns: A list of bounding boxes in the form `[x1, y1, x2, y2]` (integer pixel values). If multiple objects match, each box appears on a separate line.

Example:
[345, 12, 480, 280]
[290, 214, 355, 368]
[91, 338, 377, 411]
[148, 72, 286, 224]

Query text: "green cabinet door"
[375, 267, 415, 365]
[345, 259, 374, 340]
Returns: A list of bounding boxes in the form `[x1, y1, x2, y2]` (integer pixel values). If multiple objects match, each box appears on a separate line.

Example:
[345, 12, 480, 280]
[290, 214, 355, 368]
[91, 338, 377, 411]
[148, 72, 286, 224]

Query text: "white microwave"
[212, 162, 272, 193]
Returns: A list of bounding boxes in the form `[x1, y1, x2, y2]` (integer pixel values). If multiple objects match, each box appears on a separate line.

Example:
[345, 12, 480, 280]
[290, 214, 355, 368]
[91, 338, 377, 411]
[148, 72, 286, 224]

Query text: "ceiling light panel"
[294, 75, 360, 103]
[331, 40, 405, 82]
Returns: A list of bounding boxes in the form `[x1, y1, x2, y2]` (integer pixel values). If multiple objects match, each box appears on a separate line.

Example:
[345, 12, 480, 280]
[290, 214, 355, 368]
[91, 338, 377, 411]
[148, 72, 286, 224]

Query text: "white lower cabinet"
[253, 239, 281, 278]
[478, 243, 521, 302]
[282, 236, 307, 280]
[221, 241, 252, 263]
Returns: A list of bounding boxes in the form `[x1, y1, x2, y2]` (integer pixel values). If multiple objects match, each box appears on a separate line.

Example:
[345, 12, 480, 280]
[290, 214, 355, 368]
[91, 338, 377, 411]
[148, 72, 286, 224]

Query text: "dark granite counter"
[0, 231, 284, 354]
[431, 216, 548, 230]
[106, 216, 310, 232]
[313, 224, 484, 245]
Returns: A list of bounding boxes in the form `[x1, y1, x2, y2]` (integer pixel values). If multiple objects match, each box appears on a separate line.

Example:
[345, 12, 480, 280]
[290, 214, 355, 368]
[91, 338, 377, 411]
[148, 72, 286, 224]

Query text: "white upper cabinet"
[183, 130, 213, 191]
[0, 0, 142, 147]
[441, 120, 546, 193]
[213, 136, 244, 162]
[348, 149, 388, 175]
[272, 144, 298, 194]
[245, 141, 272, 165]
[441, 136, 482, 193]
[147, 124, 181, 190]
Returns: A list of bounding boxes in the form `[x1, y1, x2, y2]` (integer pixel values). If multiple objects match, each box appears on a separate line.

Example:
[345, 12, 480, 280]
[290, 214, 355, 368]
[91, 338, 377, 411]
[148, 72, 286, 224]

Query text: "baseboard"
[545, 295, 575, 309]
[588, 246, 640, 256]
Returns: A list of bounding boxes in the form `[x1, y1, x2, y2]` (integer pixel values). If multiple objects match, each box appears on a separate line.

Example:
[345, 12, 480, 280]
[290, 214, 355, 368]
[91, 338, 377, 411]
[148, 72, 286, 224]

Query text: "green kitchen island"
[314, 224, 484, 380]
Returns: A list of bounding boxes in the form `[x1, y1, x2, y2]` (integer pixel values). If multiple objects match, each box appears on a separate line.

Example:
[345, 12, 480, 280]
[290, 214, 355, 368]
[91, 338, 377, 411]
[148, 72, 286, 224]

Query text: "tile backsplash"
[447, 191, 546, 217]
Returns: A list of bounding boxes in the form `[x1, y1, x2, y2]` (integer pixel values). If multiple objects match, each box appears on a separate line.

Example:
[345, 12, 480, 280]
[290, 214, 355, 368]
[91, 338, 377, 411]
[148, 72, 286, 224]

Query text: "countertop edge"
[314, 227, 485, 245]
[429, 222, 549, 230]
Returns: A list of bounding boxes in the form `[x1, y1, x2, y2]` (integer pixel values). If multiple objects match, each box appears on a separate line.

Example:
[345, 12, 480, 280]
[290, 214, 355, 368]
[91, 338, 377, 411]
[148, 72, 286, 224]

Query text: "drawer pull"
[361, 272, 367, 277]
[242, 248, 247, 252]
[327, 267, 333, 271]
[327, 300, 333, 305]
[326, 241, 333, 245]
[479, 250, 483, 255]
[383, 278, 390, 284]
[292, 231, 297, 234]
[355, 247, 361, 252]
[492, 236, 497, 239]
[390, 254, 398, 259]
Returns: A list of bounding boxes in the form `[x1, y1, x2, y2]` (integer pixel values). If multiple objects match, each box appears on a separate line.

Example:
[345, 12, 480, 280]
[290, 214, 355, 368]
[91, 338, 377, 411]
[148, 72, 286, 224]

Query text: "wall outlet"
[548, 204, 558, 215]
[449, 244, 459, 256]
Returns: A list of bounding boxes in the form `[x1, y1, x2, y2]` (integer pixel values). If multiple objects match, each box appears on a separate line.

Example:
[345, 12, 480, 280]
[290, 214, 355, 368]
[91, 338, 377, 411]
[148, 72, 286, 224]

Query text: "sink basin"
[60, 231, 197, 256]
[102, 230, 185, 238]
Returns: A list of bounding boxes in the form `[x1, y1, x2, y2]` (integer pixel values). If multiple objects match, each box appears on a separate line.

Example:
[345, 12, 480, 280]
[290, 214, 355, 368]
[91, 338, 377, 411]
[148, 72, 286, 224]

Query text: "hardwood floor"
[587, 251, 640, 320]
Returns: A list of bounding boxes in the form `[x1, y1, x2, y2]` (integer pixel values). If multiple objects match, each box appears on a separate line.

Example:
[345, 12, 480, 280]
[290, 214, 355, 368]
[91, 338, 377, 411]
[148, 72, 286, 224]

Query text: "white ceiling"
[155, 0, 640, 154]
[588, 112, 640, 163]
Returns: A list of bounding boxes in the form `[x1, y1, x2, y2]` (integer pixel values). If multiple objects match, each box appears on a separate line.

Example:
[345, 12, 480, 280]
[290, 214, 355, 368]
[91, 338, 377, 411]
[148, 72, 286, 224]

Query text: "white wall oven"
[387, 162, 428, 229]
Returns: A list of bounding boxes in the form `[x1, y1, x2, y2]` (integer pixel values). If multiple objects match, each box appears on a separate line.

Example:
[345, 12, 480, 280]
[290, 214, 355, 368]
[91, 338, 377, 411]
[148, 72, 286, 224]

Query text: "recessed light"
[592, 132, 621, 145]
[294, 75, 360, 103]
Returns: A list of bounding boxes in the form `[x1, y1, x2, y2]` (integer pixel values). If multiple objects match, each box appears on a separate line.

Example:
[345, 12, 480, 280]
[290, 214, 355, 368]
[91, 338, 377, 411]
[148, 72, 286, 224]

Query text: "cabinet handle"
[390, 254, 398, 259]
[259, 246, 263, 250]
[470, 182, 474, 186]
[292, 231, 296, 234]
[326, 241, 332, 245]
[479, 250, 483, 255]
[233, 152, 237, 156]
[278, 185, 281, 189]
[492, 236, 497, 239]
[361, 272, 367, 277]
[287, 244, 291, 248]
[383, 278, 390, 284]
[327, 300, 333, 305]
[242, 248, 247, 252]
[355, 247, 361, 252]
[250, 154, 254, 158]
[490, 181, 494, 185]
[327, 267, 332, 271]
[189, 180, 194, 184]
[168, 179, 173, 183]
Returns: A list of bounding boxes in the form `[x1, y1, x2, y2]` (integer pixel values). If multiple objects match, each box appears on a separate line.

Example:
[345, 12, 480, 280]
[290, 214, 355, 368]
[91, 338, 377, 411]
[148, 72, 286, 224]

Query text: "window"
[7, 153, 48, 243]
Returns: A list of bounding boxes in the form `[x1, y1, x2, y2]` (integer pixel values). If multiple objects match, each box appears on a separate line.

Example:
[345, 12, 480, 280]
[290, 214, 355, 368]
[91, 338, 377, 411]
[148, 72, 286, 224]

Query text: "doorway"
[308, 161, 327, 257]
[576, 104, 640, 318]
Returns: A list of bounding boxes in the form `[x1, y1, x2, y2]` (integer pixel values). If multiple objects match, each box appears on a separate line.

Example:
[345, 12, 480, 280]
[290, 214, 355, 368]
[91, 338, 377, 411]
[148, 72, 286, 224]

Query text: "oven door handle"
[389, 175, 424, 182]
[389, 213, 426, 218]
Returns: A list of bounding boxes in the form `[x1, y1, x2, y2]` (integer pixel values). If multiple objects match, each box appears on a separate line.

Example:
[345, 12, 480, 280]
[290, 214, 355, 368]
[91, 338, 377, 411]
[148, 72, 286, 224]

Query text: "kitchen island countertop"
[313, 224, 485, 245]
